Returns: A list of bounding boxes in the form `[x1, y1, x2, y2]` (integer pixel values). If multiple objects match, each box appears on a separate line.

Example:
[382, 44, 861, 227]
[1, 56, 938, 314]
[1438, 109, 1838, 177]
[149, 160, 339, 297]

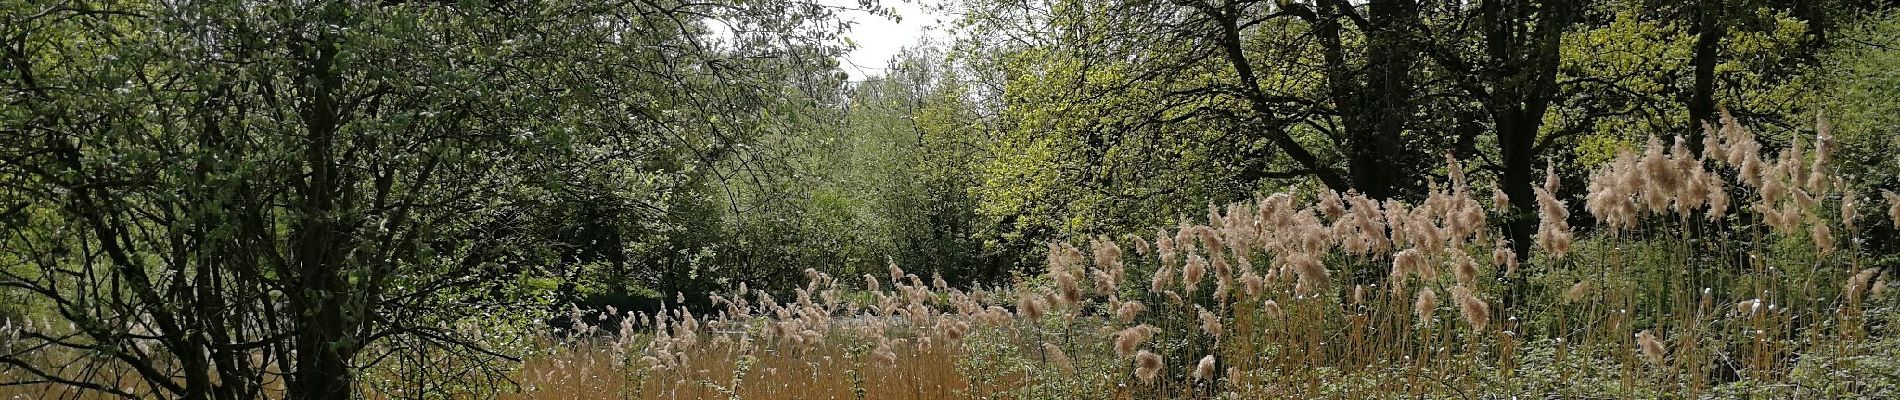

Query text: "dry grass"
[6, 115, 1898, 399]
[492, 113, 1898, 399]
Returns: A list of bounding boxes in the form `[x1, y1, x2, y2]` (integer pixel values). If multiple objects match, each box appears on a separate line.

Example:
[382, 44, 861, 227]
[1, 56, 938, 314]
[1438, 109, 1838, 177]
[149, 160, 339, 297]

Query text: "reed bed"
[506, 115, 1899, 399]
[5, 117, 1896, 399]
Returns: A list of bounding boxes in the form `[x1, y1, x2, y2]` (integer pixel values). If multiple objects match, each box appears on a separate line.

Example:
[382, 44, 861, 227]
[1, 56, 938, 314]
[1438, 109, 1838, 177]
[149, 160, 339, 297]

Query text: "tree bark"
[1352, 0, 1420, 200]
[287, 4, 362, 398]
[1688, 0, 1722, 152]
[1477, 0, 1571, 264]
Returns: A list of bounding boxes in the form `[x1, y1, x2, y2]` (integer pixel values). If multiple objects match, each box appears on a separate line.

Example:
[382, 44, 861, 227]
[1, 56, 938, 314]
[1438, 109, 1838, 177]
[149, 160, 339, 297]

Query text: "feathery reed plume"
[1131, 233, 1152, 256]
[1813, 222, 1836, 256]
[1263, 299, 1284, 319]
[1194, 354, 1217, 381]
[1392, 248, 1423, 282]
[1415, 288, 1438, 323]
[1809, 116, 1836, 192]
[943, 320, 968, 342]
[873, 337, 898, 365]
[1706, 169, 1731, 221]
[1183, 254, 1208, 294]
[1885, 190, 1900, 229]
[1288, 253, 1330, 294]
[1208, 254, 1238, 297]
[1198, 306, 1223, 338]
[1116, 300, 1145, 322]
[1451, 286, 1490, 331]
[1492, 186, 1511, 211]
[1054, 269, 1081, 309]
[1157, 229, 1178, 268]
[1720, 110, 1748, 163]
[1785, 136, 1808, 190]
[1564, 281, 1593, 304]
[1761, 161, 1789, 206]
[1680, 163, 1712, 213]
[1042, 342, 1076, 374]
[1873, 277, 1889, 299]
[1702, 122, 1726, 159]
[1093, 236, 1125, 273]
[1451, 251, 1479, 287]
[1152, 260, 1175, 293]
[1093, 268, 1118, 296]
[1134, 350, 1164, 384]
[1114, 325, 1156, 358]
[1586, 154, 1637, 229]
[1847, 268, 1882, 305]
[1843, 194, 1862, 232]
[1319, 190, 1346, 219]
[1535, 163, 1573, 257]
[1240, 271, 1265, 299]
[1020, 294, 1048, 320]
[1636, 330, 1665, 365]
[1492, 239, 1519, 277]
[1736, 299, 1763, 316]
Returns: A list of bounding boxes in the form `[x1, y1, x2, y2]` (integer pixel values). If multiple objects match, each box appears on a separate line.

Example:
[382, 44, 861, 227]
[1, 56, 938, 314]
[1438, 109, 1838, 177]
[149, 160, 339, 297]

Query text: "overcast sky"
[830, 0, 946, 80]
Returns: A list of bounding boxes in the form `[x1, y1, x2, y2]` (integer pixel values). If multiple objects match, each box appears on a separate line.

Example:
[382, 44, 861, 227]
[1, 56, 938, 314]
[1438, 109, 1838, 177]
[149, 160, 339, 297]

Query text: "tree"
[0, 0, 853, 398]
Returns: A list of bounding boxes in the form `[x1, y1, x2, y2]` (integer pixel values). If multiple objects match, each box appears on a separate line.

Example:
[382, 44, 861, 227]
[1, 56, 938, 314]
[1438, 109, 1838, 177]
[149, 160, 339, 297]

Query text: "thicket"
[6, 0, 1900, 398]
[503, 116, 1900, 399]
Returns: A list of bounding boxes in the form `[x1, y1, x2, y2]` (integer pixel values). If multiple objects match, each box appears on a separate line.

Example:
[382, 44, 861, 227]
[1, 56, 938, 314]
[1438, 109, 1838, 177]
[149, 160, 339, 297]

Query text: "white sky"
[830, 0, 946, 80]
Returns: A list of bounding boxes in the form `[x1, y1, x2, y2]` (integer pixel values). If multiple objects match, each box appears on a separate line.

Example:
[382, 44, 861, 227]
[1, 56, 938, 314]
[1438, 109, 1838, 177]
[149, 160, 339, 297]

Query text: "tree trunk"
[287, 4, 362, 398]
[1688, 0, 1721, 152]
[1497, 110, 1540, 262]
[1361, 0, 1420, 199]
[1322, 0, 1419, 200]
